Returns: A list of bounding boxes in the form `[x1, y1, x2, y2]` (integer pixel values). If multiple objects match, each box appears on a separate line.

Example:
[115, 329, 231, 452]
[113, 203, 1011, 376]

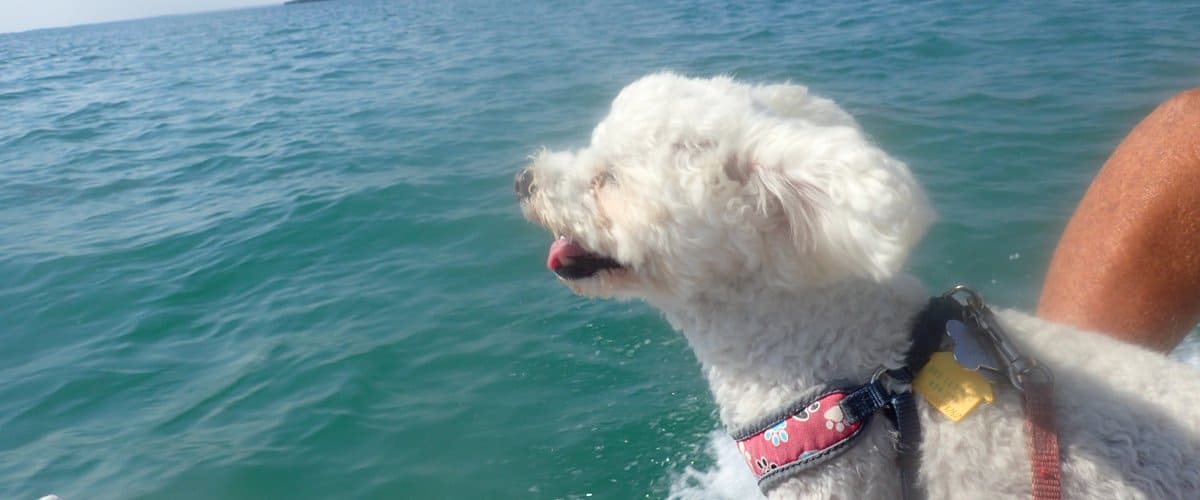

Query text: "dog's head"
[517, 72, 934, 301]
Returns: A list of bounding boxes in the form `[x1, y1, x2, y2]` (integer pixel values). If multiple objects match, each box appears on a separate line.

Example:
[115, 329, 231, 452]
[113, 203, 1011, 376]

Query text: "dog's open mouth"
[547, 236, 624, 280]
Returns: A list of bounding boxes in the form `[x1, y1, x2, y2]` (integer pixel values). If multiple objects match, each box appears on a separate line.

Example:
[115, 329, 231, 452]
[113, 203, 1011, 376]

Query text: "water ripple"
[1, 0, 1199, 498]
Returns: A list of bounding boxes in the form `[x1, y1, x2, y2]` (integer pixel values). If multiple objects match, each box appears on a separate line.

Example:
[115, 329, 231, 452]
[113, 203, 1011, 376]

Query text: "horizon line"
[1, 1, 288, 37]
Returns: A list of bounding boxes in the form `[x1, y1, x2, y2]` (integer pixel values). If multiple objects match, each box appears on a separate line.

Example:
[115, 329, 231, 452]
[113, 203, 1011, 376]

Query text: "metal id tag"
[945, 319, 1002, 373]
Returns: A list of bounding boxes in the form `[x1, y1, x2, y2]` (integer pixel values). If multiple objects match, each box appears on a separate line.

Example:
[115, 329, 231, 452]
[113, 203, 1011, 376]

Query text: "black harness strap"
[743, 295, 967, 498]
[838, 295, 965, 500]
[897, 296, 966, 499]
[889, 390, 923, 500]
[905, 296, 965, 376]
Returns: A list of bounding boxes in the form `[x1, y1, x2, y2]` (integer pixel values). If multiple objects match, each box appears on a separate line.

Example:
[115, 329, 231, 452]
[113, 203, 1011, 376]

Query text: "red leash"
[945, 285, 1063, 500]
[1023, 379, 1062, 500]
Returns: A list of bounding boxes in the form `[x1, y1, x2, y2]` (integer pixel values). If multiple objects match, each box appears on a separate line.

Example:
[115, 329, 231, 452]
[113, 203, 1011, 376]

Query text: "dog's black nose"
[514, 167, 535, 199]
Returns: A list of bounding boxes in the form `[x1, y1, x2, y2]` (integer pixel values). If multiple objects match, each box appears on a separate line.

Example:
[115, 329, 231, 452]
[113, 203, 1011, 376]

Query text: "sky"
[0, 0, 281, 34]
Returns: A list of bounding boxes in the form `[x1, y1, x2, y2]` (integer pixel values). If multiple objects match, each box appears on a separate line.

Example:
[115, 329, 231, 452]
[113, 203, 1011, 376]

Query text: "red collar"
[732, 389, 869, 489]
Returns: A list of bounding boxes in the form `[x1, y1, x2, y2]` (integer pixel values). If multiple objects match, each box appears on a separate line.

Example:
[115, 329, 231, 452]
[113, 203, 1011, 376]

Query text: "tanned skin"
[1040, 89, 1200, 353]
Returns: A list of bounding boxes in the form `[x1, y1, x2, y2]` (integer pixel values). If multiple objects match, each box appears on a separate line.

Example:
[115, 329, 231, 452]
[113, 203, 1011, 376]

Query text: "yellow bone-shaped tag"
[913, 352, 995, 422]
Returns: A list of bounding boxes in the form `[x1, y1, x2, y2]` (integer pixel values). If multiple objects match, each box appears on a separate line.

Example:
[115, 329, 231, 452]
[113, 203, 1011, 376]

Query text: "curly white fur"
[519, 72, 1200, 499]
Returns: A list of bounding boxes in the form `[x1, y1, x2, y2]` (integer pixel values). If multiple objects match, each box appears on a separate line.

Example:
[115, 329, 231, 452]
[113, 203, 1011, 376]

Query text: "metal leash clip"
[941, 285, 1053, 392]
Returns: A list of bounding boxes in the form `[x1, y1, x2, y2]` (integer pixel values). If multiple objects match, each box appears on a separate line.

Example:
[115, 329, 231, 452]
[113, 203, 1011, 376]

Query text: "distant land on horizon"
[284, 0, 332, 4]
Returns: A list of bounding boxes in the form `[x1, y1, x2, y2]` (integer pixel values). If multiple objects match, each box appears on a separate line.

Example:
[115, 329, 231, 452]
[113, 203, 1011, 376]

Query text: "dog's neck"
[650, 274, 928, 428]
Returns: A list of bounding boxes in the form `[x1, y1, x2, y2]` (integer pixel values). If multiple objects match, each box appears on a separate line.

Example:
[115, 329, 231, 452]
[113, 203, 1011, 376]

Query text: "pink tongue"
[547, 237, 589, 270]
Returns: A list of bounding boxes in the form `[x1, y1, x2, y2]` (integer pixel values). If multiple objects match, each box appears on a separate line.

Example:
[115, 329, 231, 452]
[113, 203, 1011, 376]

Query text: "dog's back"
[912, 309, 1200, 499]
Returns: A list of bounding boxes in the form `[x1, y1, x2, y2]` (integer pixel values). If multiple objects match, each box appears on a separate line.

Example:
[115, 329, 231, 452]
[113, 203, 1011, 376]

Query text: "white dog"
[517, 72, 1200, 499]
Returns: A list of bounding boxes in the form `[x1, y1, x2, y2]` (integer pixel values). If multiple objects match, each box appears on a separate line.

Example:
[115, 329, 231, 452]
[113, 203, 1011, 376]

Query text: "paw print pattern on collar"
[732, 390, 867, 482]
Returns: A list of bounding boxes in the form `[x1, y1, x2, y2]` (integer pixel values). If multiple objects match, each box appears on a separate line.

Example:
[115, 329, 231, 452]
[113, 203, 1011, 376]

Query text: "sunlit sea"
[2, 1, 1199, 498]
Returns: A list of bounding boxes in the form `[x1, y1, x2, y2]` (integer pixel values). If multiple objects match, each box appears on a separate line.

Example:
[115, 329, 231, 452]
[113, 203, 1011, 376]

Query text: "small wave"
[54, 100, 131, 125]
[667, 430, 763, 500]
[0, 86, 50, 102]
[1170, 331, 1200, 367]
[295, 49, 336, 60]
[265, 26, 306, 37]
[5, 126, 103, 146]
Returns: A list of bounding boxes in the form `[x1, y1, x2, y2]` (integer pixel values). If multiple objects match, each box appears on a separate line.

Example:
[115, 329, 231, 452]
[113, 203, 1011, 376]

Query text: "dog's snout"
[515, 167, 535, 199]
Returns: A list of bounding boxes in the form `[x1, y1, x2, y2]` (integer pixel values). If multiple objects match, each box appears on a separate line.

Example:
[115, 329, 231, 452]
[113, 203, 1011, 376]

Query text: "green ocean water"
[2, 1, 1199, 498]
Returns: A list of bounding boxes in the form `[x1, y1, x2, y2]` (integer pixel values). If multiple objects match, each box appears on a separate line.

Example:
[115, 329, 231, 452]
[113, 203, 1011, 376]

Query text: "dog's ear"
[747, 132, 935, 283]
